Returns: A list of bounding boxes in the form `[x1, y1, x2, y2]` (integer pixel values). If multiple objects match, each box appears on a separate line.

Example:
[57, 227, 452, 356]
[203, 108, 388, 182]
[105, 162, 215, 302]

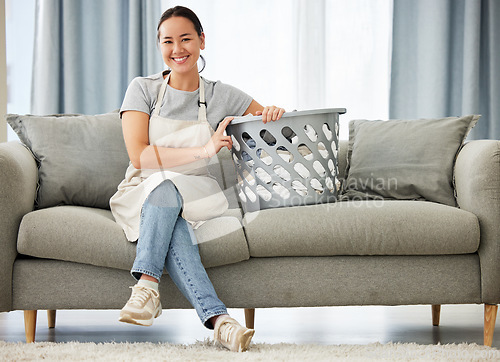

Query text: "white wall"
[5, 0, 35, 141]
[0, 0, 7, 143]
[159, 0, 393, 140]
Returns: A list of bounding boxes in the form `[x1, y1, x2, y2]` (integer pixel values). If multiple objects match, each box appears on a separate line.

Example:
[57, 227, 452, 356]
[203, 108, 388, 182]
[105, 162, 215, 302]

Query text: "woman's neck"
[167, 70, 200, 92]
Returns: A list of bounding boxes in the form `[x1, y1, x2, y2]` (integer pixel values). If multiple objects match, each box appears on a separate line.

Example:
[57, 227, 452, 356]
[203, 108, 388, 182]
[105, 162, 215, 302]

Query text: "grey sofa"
[0, 138, 499, 345]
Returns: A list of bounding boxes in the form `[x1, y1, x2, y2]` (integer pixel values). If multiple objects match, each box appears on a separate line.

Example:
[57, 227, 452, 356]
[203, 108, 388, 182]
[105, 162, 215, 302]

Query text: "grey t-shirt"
[120, 71, 253, 130]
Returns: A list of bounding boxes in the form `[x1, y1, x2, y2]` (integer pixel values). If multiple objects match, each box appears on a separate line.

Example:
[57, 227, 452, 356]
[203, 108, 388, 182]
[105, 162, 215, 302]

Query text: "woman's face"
[158, 16, 205, 76]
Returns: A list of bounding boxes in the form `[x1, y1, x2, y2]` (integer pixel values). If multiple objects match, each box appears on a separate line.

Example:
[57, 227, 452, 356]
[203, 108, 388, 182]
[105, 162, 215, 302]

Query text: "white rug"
[0, 340, 499, 361]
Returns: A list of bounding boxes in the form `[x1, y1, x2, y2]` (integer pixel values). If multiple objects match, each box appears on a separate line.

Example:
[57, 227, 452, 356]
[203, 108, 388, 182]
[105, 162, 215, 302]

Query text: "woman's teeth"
[172, 56, 188, 63]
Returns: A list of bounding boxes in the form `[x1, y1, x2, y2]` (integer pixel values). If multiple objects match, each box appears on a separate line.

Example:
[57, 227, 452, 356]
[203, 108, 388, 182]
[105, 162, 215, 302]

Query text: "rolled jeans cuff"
[131, 267, 162, 282]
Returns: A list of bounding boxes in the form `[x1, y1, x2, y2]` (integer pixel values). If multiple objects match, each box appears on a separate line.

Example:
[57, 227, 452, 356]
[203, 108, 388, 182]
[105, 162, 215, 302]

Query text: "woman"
[109, 6, 285, 353]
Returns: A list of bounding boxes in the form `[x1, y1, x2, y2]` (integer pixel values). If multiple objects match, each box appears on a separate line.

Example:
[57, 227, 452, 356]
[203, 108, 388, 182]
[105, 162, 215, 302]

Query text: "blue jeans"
[131, 180, 228, 329]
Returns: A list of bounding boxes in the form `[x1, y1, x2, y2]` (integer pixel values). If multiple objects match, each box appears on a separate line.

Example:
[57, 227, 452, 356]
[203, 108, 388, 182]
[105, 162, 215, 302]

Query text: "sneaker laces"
[218, 320, 237, 344]
[128, 285, 156, 306]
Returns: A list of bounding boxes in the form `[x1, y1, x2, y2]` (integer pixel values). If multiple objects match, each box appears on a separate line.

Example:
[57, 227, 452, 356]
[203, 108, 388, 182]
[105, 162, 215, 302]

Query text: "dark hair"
[157, 6, 205, 72]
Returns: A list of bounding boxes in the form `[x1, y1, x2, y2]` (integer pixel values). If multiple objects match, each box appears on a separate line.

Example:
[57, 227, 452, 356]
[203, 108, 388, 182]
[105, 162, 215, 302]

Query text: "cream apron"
[110, 74, 228, 242]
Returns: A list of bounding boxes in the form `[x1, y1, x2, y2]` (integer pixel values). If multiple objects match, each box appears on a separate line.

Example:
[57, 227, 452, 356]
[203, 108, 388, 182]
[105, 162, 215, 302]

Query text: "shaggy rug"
[0, 340, 498, 361]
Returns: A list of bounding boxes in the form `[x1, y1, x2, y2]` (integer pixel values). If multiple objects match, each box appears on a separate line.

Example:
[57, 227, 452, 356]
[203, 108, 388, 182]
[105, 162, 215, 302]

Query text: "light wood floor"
[0, 305, 498, 347]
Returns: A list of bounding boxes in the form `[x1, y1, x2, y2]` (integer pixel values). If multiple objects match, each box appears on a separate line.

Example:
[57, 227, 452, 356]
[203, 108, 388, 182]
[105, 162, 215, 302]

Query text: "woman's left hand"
[256, 106, 285, 124]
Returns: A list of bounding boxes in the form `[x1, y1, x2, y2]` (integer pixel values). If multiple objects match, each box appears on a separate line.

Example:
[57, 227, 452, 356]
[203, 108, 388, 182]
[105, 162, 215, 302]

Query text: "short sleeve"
[213, 82, 253, 117]
[120, 77, 153, 118]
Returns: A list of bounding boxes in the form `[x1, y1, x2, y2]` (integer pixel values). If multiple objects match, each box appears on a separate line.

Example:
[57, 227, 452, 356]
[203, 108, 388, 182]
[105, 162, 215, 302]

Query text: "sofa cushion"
[243, 200, 480, 257]
[17, 206, 249, 271]
[341, 115, 479, 206]
[6, 111, 130, 210]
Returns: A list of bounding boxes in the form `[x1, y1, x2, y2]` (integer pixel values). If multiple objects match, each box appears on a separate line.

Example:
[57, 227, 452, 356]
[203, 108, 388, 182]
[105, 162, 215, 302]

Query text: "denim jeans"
[131, 179, 228, 329]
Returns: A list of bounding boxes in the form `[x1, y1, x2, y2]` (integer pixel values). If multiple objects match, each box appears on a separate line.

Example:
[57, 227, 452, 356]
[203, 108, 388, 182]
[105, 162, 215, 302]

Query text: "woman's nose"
[173, 41, 183, 54]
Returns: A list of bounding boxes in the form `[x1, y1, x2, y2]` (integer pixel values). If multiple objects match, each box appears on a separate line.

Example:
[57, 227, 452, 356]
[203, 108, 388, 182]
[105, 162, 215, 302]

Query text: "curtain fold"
[31, 0, 163, 115]
[390, 0, 500, 139]
[293, 0, 326, 110]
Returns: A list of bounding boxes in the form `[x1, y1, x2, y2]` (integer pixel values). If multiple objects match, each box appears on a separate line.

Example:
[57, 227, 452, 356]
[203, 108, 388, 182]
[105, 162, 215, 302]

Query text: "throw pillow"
[341, 115, 479, 206]
[7, 111, 130, 209]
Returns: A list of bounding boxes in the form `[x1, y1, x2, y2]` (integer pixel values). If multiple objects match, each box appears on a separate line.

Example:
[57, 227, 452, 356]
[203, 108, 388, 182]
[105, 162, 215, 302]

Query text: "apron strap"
[153, 73, 170, 117]
[198, 75, 207, 122]
[153, 73, 208, 123]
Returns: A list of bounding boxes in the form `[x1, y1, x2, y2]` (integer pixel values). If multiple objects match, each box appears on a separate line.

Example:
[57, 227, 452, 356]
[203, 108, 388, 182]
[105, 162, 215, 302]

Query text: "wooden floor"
[0, 305, 498, 347]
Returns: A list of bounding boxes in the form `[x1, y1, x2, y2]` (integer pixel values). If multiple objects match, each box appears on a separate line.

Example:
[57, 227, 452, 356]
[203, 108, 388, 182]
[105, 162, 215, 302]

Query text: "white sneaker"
[214, 315, 255, 352]
[118, 285, 162, 326]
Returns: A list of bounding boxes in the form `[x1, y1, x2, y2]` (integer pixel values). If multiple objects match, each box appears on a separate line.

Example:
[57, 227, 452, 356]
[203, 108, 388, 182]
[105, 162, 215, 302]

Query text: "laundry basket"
[225, 108, 346, 213]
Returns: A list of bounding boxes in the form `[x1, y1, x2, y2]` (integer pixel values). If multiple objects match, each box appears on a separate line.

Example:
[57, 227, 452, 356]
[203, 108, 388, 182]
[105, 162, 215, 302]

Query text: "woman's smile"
[172, 55, 189, 64]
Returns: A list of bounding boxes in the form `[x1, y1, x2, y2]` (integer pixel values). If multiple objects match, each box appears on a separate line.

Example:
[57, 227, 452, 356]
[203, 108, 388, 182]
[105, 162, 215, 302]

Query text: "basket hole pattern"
[317, 142, 329, 159]
[241, 151, 254, 168]
[231, 135, 241, 151]
[260, 130, 277, 146]
[274, 164, 291, 181]
[328, 159, 335, 174]
[294, 162, 310, 179]
[298, 144, 313, 161]
[257, 148, 273, 166]
[282, 126, 298, 144]
[313, 161, 326, 177]
[242, 169, 256, 186]
[332, 140, 338, 159]
[233, 153, 240, 168]
[292, 180, 308, 196]
[242, 132, 256, 149]
[322, 123, 333, 141]
[304, 124, 318, 142]
[310, 178, 324, 194]
[256, 185, 272, 201]
[245, 186, 257, 203]
[255, 167, 272, 184]
[230, 116, 340, 210]
[325, 177, 334, 192]
[277, 146, 294, 163]
[239, 189, 247, 202]
[273, 183, 290, 199]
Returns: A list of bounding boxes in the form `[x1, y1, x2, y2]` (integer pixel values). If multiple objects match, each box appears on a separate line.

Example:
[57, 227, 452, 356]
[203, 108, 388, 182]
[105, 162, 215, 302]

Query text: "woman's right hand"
[204, 117, 234, 157]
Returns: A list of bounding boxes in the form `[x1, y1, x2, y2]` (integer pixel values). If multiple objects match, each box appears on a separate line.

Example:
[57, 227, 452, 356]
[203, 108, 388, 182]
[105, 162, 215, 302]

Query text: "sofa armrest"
[455, 140, 500, 303]
[0, 142, 37, 311]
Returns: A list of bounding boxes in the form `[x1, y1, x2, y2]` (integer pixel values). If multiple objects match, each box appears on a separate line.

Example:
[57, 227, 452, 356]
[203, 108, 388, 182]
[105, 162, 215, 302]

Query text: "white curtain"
[161, 0, 393, 140]
[31, 0, 163, 115]
[390, 0, 500, 139]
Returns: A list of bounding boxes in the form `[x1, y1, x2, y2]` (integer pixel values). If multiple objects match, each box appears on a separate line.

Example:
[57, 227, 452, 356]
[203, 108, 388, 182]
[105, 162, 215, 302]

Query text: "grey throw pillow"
[341, 115, 479, 206]
[7, 111, 130, 209]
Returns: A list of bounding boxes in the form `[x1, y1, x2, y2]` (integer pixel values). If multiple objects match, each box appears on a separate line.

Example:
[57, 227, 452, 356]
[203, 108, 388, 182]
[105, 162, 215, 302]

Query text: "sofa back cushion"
[7, 112, 132, 209]
[341, 115, 479, 206]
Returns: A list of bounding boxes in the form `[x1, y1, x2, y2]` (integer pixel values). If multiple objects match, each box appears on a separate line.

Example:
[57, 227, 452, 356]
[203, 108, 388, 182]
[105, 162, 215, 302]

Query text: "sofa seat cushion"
[17, 206, 249, 272]
[243, 200, 480, 257]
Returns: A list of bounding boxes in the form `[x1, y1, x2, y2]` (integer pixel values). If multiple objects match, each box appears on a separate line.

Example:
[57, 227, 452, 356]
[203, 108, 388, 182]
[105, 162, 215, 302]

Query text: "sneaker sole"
[118, 313, 154, 326]
[239, 328, 255, 352]
[118, 308, 162, 327]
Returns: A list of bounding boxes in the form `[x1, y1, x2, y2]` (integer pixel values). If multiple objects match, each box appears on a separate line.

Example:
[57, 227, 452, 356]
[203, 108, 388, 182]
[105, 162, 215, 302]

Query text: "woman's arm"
[122, 111, 233, 170]
[244, 100, 285, 123]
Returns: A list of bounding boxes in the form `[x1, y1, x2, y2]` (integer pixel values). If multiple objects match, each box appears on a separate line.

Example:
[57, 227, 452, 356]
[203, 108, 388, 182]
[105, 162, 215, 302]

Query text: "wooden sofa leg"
[484, 304, 498, 347]
[24, 310, 37, 343]
[432, 305, 441, 326]
[47, 310, 56, 328]
[244, 308, 255, 329]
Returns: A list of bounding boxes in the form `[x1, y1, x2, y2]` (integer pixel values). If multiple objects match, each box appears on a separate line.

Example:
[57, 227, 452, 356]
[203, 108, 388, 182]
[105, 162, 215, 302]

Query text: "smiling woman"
[109, 5, 286, 353]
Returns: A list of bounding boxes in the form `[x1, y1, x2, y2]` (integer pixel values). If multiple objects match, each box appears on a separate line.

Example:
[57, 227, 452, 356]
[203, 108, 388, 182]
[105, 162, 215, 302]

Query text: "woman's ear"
[200, 33, 206, 50]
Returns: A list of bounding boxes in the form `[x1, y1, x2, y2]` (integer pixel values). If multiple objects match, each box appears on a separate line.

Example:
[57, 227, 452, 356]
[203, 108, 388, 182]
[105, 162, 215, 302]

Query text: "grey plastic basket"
[226, 108, 346, 213]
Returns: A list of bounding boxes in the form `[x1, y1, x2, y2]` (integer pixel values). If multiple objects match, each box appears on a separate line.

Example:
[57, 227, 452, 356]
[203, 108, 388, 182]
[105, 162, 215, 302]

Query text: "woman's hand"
[256, 106, 285, 124]
[204, 117, 234, 157]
